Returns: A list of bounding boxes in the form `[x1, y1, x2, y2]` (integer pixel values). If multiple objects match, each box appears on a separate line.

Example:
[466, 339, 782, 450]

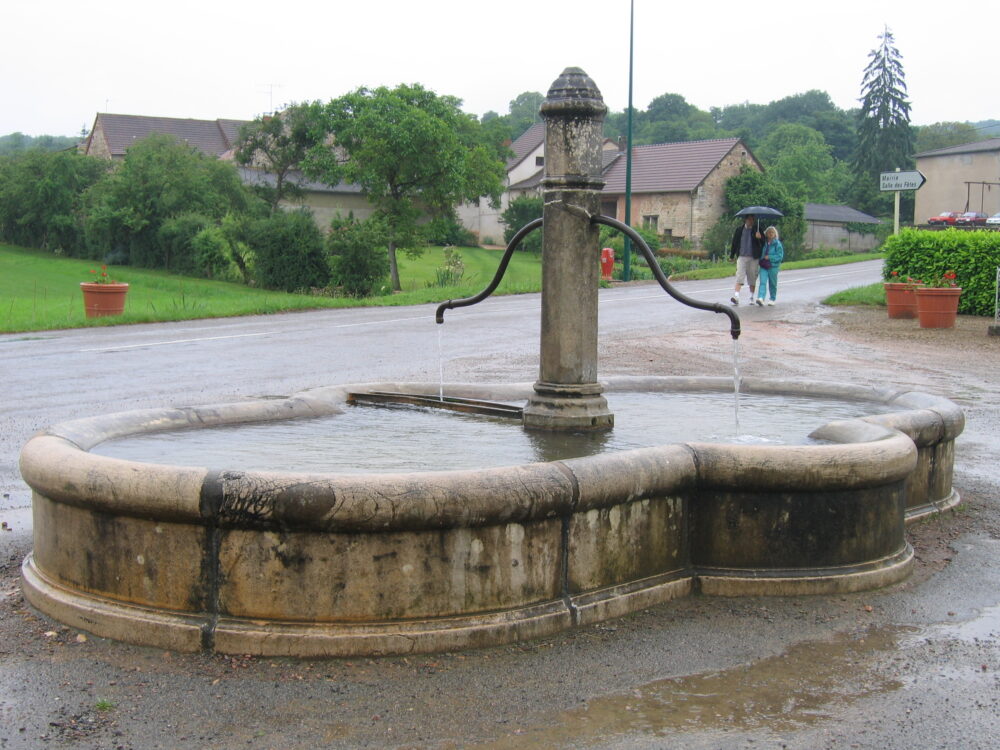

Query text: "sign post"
[880, 169, 926, 234]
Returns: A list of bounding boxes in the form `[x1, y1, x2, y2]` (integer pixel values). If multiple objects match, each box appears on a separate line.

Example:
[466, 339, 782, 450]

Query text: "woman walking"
[755, 226, 784, 306]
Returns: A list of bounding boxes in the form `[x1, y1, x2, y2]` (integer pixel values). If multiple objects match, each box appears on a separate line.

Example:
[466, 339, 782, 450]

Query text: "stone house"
[81, 113, 363, 227]
[460, 128, 762, 249]
[913, 138, 1000, 222]
[600, 138, 761, 248]
[804, 203, 881, 251]
[81, 113, 248, 160]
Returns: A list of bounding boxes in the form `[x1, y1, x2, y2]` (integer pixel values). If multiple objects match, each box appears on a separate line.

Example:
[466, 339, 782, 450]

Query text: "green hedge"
[882, 229, 1000, 316]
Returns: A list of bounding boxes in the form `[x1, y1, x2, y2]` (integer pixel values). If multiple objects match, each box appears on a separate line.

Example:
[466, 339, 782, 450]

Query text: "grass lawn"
[1, 243, 884, 334]
[823, 282, 886, 307]
[667, 251, 885, 282]
[0, 244, 543, 333]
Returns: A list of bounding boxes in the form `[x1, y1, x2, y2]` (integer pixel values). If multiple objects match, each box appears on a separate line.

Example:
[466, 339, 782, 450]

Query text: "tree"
[853, 26, 915, 216]
[235, 102, 324, 213]
[0, 150, 107, 252]
[914, 122, 981, 153]
[305, 83, 506, 291]
[712, 91, 856, 161]
[326, 214, 390, 297]
[242, 209, 329, 292]
[0, 132, 79, 155]
[505, 91, 545, 140]
[83, 134, 258, 267]
[722, 165, 806, 259]
[499, 196, 543, 253]
[757, 124, 851, 203]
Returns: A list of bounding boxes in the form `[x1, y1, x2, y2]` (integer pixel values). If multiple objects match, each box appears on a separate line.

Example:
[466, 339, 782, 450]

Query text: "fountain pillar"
[523, 67, 614, 432]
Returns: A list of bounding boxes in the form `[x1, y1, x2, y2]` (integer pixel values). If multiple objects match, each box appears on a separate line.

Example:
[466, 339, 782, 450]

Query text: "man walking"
[729, 215, 763, 305]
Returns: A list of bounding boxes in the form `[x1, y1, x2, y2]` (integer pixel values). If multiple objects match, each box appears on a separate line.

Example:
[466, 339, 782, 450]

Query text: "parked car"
[986, 212, 1000, 226]
[955, 212, 988, 226]
[927, 211, 963, 225]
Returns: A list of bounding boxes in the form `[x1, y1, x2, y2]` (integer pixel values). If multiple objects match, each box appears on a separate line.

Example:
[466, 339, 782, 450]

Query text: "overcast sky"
[5, 0, 996, 138]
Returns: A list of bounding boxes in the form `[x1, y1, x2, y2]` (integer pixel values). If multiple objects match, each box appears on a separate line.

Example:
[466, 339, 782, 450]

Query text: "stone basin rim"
[18, 376, 961, 532]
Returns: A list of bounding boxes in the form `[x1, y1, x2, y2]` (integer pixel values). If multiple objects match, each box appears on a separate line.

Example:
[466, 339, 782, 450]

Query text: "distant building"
[601, 138, 761, 248]
[80, 113, 247, 160]
[804, 204, 881, 251]
[80, 113, 366, 227]
[913, 138, 1000, 222]
[459, 127, 762, 249]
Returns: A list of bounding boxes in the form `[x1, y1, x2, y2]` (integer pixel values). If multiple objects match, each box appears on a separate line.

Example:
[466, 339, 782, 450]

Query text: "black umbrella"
[735, 206, 783, 218]
[735, 205, 783, 236]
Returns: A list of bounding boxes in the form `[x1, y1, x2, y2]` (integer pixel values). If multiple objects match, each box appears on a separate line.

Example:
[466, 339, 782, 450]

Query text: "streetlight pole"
[623, 0, 635, 281]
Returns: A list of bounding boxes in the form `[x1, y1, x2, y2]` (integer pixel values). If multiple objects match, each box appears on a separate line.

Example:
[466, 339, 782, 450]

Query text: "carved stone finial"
[541, 67, 607, 119]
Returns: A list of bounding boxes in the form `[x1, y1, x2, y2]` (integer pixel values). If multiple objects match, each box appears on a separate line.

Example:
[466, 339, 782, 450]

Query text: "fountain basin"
[19, 377, 963, 656]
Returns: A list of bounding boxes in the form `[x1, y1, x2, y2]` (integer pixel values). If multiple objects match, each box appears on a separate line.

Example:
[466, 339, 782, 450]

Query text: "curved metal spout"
[592, 215, 741, 340]
[435, 218, 543, 324]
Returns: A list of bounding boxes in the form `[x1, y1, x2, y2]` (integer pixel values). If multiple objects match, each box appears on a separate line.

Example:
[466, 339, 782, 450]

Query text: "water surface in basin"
[92, 392, 894, 473]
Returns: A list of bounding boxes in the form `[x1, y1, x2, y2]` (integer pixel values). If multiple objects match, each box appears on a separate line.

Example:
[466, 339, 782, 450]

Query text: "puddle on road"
[907, 603, 1000, 644]
[476, 627, 910, 749]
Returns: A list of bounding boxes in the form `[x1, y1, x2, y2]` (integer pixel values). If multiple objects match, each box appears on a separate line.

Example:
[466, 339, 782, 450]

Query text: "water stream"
[733, 337, 742, 436]
[438, 326, 445, 402]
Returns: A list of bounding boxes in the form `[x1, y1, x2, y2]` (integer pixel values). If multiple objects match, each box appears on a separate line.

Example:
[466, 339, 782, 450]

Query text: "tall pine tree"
[852, 26, 915, 217]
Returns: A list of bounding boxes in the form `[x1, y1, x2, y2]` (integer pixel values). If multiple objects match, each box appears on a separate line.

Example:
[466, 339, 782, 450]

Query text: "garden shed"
[804, 203, 882, 252]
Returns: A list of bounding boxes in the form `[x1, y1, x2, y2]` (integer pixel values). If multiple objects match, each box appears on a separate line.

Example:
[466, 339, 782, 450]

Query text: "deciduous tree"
[305, 84, 506, 291]
[235, 102, 324, 213]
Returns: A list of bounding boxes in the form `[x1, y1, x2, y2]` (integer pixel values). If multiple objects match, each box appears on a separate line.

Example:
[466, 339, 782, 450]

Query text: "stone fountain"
[19, 69, 963, 657]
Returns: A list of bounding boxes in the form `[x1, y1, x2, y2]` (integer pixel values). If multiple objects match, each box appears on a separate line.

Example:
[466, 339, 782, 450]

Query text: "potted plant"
[80, 265, 129, 318]
[883, 271, 920, 319]
[913, 270, 961, 329]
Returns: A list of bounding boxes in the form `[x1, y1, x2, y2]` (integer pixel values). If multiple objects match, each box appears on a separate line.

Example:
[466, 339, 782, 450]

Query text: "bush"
[191, 226, 237, 280]
[157, 213, 212, 274]
[598, 224, 660, 256]
[882, 228, 1000, 316]
[326, 214, 390, 297]
[428, 247, 466, 288]
[423, 213, 478, 247]
[0, 150, 106, 253]
[500, 196, 543, 252]
[244, 210, 330, 292]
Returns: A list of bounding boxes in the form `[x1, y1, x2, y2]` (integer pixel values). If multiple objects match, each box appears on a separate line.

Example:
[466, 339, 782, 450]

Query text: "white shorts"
[735, 256, 759, 287]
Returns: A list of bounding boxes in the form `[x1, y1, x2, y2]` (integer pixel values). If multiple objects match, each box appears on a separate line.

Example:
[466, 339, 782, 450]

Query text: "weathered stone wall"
[807, 222, 881, 252]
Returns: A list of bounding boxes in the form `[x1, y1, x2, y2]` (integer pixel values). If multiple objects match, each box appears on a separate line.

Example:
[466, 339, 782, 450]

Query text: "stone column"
[523, 68, 614, 432]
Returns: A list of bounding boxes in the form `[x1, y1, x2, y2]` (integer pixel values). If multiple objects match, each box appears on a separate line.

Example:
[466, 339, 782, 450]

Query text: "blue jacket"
[762, 238, 784, 266]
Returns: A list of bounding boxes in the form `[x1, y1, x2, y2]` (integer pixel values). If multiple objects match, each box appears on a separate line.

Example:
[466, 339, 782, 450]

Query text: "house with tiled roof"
[600, 138, 761, 247]
[81, 113, 374, 227]
[81, 113, 248, 159]
[459, 128, 762, 249]
[913, 138, 1000, 223]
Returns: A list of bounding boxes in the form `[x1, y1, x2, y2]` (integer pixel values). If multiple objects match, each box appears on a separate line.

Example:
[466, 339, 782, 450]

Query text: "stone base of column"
[522, 381, 614, 432]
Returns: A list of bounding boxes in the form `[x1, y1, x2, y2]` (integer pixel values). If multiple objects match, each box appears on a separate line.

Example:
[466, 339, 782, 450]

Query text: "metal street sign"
[880, 170, 926, 191]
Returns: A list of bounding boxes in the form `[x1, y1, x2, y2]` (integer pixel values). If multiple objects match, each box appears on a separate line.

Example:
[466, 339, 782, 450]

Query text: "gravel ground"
[1, 303, 999, 749]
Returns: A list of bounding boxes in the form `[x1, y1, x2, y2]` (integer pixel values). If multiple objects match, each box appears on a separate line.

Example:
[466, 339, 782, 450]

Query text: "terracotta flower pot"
[80, 282, 129, 318]
[914, 287, 961, 329]
[883, 282, 919, 319]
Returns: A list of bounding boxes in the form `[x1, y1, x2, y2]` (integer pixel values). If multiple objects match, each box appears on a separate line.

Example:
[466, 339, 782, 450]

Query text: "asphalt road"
[3, 259, 999, 750]
[0, 260, 882, 511]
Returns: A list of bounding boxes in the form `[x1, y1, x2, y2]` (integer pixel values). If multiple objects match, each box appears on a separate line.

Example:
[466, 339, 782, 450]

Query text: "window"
[535, 156, 544, 167]
[642, 215, 659, 231]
